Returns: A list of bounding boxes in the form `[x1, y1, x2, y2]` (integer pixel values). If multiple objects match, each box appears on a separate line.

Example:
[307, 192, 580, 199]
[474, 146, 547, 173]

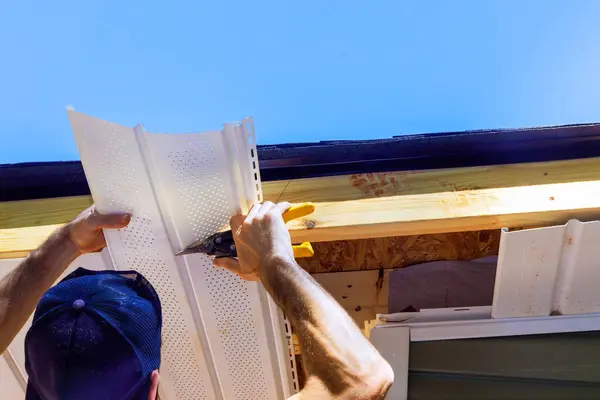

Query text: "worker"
[0, 202, 393, 399]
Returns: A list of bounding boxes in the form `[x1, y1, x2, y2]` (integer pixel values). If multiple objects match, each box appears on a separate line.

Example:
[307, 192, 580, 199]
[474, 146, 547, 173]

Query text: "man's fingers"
[244, 203, 261, 224]
[256, 201, 275, 218]
[229, 214, 245, 231]
[214, 258, 258, 281]
[275, 202, 292, 215]
[88, 212, 131, 229]
[148, 370, 160, 400]
[213, 257, 241, 274]
[213, 257, 240, 271]
[231, 201, 291, 230]
[90, 231, 106, 252]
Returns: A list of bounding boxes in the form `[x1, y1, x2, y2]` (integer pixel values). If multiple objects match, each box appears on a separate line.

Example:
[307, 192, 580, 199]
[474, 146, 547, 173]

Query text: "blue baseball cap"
[24, 268, 162, 400]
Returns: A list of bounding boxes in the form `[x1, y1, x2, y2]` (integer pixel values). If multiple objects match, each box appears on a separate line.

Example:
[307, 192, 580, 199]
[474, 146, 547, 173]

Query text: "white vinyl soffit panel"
[493, 219, 600, 318]
[67, 110, 297, 400]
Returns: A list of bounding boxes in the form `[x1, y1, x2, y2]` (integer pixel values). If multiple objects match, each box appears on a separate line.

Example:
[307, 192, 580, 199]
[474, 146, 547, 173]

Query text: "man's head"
[24, 268, 162, 400]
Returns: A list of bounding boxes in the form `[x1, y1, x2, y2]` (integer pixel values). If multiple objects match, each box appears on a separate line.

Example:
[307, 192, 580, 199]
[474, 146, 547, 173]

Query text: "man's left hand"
[66, 206, 131, 254]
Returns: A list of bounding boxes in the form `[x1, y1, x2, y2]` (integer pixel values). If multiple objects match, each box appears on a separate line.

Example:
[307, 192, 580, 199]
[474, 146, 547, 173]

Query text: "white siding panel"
[0, 354, 25, 399]
[554, 220, 600, 315]
[493, 220, 600, 318]
[492, 226, 563, 318]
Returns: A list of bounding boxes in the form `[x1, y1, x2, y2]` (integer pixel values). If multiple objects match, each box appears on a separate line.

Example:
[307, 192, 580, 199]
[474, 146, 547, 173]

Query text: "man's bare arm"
[264, 256, 393, 399]
[0, 207, 130, 353]
[214, 202, 394, 399]
[0, 228, 78, 353]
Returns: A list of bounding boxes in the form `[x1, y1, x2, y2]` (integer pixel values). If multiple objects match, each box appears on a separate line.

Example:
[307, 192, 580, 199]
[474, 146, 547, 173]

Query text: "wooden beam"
[3, 157, 600, 230]
[4, 180, 600, 259]
[286, 180, 600, 242]
[3, 157, 600, 258]
[0, 196, 93, 230]
[0, 180, 288, 259]
[0, 224, 62, 259]
[277, 157, 600, 203]
[0, 182, 290, 230]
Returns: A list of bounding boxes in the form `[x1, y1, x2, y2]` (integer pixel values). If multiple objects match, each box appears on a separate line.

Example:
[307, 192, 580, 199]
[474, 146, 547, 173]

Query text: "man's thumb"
[89, 212, 131, 229]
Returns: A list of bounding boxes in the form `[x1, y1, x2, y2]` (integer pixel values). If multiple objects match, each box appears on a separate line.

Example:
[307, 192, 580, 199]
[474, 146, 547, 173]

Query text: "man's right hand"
[213, 201, 294, 281]
[215, 201, 394, 399]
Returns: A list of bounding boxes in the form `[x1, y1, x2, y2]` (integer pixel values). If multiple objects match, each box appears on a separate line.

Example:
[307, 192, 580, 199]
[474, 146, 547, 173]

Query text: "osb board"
[297, 230, 500, 273]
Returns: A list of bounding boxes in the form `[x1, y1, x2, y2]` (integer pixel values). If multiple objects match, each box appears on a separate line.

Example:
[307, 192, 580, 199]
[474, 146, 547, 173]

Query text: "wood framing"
[277, 156, 600, 203]
[0, 224, 61, 259]
[0, 196, 93, 230]
[0, 181, 290, 230]
[5, 179, 600, 258]
[3, 157, 600, 258]
[286, 180, 600, 242]
[4, 157, 600, 230]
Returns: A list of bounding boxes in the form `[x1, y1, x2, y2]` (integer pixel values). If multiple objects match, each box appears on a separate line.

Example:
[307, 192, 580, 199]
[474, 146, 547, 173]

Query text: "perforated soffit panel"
[67, 110, 297, 400]
[493, 219, 600, 319]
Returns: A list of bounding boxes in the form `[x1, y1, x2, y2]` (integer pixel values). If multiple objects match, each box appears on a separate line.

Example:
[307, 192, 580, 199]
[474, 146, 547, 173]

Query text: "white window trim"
[370, 306, 600, 400]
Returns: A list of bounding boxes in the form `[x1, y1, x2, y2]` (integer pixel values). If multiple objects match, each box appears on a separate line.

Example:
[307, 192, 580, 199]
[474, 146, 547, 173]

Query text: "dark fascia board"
[2, 122, 600, 201]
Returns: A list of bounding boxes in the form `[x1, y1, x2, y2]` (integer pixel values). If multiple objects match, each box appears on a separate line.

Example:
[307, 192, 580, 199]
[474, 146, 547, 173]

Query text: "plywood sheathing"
[297, 230, 500, 273]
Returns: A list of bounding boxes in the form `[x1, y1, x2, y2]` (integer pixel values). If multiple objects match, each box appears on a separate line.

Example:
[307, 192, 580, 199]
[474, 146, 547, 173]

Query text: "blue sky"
[2, 1, 600, 163]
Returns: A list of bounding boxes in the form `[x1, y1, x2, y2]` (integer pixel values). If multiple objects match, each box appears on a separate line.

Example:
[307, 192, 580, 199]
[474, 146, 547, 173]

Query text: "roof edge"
[3, 122, 600, 201]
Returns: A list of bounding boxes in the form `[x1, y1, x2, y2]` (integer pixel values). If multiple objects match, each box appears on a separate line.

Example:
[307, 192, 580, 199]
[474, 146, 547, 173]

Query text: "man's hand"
[0, 205, 131, 354]
[213, 201, 393, 399]
[66, 206, 131, 255]
[213, 201, 293, 281]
